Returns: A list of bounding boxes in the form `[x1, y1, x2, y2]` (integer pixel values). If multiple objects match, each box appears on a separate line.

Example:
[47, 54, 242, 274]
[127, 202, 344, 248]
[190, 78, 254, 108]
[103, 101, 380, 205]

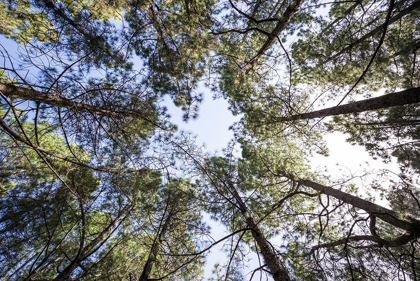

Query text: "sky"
[165, 91, 239, 153]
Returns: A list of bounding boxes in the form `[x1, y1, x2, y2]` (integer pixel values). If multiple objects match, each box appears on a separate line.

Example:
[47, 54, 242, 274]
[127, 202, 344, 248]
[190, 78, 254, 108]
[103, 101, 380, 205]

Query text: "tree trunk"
[246, 0, 305, 70]
[245, 216, 291, 281]
[138, 205, 173, 281]
[298, 179, 420, 235]
[0, 83, 131, 120]
[278, 87, 420, 121]
[229, 184, 290, 281]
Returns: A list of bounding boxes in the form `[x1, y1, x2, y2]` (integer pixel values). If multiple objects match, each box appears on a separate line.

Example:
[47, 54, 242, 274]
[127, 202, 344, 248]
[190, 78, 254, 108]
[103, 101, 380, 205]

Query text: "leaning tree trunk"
[246, 0, 305, 70]
[277, 87, 420, 121]
[228, 183, 290, 281]
[0, 83, 142, 121]
[139, 203, 174, 281]
[297, 179, 420, 235]
[245, 215, 291, 281]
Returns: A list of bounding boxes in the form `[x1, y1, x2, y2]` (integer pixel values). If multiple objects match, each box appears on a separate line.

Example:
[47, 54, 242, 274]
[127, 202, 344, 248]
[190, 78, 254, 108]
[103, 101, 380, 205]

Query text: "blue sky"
[165, 90, 240, 154]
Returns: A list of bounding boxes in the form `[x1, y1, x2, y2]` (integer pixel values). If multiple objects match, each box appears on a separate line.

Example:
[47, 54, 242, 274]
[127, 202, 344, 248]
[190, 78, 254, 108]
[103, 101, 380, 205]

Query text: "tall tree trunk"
[0, 83, 135, 120]
[138, 204, 173, 281]
[229, 183, 290, 281]
[246, 0, 305, 70]
[298, 179, 420, 235]
[278, 87, 420, 121]
[245, 216, 291, 281]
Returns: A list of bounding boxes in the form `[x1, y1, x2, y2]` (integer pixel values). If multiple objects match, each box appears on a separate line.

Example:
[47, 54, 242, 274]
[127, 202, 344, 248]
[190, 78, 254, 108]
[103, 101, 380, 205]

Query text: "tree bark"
[309, 231, 416, 254]
[0, 83, 130, 120]
[229, 183, 290, 281]
[0, 82, 166, 131]
[245, 216, 291, 281]
[277, 87, 420, 121]
[246, 0, 305, 70]
[138, 204, 174, 281]
[298, 179, 420, 235]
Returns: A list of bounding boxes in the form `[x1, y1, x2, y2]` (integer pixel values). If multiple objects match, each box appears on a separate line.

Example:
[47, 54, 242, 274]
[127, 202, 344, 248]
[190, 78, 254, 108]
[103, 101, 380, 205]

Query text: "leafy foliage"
[1, 0, 419, 280]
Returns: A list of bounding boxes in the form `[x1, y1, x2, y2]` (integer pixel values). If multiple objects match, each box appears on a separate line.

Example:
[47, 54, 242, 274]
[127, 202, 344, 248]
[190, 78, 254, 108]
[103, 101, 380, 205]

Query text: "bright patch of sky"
[165, 89, 241, 154]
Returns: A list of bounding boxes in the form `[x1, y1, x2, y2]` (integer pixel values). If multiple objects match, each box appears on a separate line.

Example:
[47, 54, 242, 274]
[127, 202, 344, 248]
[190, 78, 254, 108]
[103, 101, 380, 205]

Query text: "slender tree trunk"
[138, 205, 173, 281]
[0, 82, 165, 131]
[246, 0, 305, 70]
[278, 87, 420, 121]
[229, 183, 290, 281]
[298, 179, 420, 235]
[245, 216, 291, 281]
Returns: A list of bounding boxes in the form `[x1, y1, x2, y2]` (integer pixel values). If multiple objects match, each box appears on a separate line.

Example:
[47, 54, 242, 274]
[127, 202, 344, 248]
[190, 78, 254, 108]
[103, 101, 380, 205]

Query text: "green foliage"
[292, 0, 420, 91]
[1, 0, 420, 279]
[123, 0, 217, 119]
[0, 0, 56, 42]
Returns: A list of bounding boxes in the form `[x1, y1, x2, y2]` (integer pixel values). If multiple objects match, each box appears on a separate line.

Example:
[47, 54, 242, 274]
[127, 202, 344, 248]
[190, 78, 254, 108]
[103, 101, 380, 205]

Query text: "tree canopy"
[1, 0, 419, 280]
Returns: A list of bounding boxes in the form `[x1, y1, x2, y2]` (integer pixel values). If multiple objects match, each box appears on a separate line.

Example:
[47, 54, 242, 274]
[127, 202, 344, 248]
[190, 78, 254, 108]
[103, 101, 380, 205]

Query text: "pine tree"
[1, 0, 419, 279]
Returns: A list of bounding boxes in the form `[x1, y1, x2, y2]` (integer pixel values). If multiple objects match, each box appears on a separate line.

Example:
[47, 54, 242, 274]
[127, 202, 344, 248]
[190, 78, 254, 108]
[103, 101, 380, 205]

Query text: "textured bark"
[0, 83, 129, 119]
[246, 0, 305, 69]
[309, 231, 416, 254]
[229, 184, 290, 281]
[278, 87, 420, 121]
[245, 216, 291, 281]
[299, 179, 420, 234]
